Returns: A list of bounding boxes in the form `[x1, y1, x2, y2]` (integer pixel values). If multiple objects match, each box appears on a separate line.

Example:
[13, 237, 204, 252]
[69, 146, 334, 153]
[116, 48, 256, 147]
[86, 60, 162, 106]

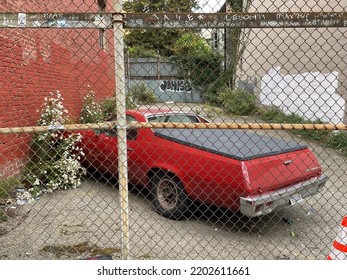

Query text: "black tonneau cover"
[154, 129, 307, 161]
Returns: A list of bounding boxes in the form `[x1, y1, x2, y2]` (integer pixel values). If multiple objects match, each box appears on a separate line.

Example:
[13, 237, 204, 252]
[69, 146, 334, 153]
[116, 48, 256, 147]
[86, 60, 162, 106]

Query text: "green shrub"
[129, 82, 157, 105]
[205, 68, 237, 105]
[216, 87, 257, 115]
[260, 106, 288, 122]
[126, 45, 159, 58]
[100, 97, 117, 120]
[171, 32, 223, 100]
[99, 95, 136, 120]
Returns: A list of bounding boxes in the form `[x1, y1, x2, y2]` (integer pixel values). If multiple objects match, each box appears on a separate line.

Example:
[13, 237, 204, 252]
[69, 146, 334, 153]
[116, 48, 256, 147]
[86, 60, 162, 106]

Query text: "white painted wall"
[238, 0, 347, 123]
[261, 67, 345, 124]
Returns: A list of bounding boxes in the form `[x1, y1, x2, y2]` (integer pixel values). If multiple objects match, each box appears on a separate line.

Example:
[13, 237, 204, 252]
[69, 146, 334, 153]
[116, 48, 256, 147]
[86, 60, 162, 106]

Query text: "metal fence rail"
[0, 0, 346, 260]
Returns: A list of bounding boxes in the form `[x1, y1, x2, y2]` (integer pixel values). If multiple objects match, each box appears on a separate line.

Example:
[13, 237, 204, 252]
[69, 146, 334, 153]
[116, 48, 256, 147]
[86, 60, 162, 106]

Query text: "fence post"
[112, 0, 130, 260]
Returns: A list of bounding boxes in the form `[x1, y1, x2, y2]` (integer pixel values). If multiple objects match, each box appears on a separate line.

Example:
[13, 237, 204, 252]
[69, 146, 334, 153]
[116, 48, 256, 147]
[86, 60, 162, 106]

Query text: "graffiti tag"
[159, 80, 192, 93]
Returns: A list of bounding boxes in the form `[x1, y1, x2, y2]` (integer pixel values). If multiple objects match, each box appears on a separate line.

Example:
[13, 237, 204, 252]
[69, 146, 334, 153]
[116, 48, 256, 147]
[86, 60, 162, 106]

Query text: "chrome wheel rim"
[157, 178, 178, 210]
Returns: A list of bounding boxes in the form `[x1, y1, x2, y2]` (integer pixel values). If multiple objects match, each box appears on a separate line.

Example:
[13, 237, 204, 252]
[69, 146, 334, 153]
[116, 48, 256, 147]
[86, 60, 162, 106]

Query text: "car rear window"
[147, 114, 199, 123]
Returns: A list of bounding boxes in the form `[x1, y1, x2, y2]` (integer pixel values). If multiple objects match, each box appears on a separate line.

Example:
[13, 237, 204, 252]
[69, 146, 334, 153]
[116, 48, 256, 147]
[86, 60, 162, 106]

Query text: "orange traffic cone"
[327, 216, 347, 260]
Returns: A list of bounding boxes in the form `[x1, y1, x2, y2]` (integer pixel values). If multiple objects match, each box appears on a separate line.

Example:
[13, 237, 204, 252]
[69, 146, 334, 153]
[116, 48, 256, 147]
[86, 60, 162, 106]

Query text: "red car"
[79, 108, 328, 219]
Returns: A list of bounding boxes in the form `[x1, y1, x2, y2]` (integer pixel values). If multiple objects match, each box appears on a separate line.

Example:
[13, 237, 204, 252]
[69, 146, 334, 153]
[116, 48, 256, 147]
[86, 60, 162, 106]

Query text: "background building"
[0, 0, 115, 178]
[210, 0, 347, 124]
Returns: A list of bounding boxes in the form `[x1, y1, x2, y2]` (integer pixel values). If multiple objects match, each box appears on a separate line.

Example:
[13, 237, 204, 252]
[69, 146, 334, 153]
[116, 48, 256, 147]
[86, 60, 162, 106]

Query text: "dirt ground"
[0, 104, 346, 260]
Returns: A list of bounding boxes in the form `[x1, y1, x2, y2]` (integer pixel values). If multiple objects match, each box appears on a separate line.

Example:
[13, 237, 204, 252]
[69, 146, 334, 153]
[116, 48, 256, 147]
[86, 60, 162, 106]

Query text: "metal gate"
[0, 0, 346, 261]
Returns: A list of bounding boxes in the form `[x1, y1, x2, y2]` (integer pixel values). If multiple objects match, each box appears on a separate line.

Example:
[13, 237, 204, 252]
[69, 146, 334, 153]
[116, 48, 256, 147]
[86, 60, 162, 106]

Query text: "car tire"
[151, 172, 190, 220]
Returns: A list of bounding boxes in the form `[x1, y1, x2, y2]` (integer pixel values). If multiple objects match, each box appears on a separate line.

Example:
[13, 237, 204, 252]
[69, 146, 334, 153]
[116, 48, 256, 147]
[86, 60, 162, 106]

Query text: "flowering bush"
[22, 90, 86, 197]
[80, 89, 104, 123]
[99, 95, 136, 120]
[81, 91, 136, 123]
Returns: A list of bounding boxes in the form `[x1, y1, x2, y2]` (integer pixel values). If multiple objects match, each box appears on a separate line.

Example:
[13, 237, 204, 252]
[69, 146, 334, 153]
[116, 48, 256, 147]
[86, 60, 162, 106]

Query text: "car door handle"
[127, 148, 134, 152]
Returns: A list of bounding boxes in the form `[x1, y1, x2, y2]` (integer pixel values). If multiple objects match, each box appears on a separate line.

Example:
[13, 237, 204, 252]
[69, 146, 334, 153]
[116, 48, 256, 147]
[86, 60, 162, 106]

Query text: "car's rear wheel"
[151, 172, 190, 220]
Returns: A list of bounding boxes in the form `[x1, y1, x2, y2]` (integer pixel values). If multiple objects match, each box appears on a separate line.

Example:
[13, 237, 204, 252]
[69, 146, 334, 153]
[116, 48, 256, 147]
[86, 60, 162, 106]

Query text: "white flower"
[33, 177, 40, 186]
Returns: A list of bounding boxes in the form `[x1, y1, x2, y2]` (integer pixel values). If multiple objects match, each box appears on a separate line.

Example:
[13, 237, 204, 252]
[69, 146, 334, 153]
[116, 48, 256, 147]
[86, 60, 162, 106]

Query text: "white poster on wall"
[260, 66, 344, 124]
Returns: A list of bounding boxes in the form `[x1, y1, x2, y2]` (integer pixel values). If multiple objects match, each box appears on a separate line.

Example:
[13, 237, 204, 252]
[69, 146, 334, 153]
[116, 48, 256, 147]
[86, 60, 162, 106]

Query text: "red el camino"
[78, 108, 328, 219]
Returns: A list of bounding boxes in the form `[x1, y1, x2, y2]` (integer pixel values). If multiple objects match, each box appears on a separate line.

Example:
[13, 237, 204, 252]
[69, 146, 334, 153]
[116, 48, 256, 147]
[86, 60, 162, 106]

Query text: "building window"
[98, 0, 107, 50]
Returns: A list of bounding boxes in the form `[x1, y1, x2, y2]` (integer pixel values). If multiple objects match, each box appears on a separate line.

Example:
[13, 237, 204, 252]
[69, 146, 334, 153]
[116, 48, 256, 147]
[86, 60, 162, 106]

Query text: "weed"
[259, 106, 347, 156]
[0, 209, 8, 222]
[0, 177, 20, 199]
[40, 241, 120, 258]
[325, 131, 347, 154]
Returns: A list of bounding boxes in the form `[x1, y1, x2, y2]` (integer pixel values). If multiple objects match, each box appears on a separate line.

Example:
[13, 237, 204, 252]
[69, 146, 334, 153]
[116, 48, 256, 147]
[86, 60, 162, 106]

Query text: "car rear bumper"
[239, 174, 328, 217]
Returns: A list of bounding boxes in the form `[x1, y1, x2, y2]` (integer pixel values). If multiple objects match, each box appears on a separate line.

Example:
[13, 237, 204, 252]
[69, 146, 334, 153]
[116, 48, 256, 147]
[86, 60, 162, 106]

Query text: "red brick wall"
[0, 0, 116, 178]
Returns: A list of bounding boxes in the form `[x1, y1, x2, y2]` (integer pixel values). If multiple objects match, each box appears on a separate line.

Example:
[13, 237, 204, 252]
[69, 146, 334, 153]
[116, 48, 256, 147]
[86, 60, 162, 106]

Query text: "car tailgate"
[241, 148, 322, 194]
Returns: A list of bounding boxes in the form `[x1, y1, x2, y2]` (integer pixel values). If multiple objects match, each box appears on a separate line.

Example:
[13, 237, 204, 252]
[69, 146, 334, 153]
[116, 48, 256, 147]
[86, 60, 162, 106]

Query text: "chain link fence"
[0, 0, 346, 260]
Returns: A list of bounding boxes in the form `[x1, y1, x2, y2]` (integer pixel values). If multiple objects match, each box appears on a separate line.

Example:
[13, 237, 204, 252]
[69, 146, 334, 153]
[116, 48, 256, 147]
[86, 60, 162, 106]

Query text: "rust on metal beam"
[124, 12, 347, 29]
[1, 12, 346, 29]
[0, 12, 113, 29]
